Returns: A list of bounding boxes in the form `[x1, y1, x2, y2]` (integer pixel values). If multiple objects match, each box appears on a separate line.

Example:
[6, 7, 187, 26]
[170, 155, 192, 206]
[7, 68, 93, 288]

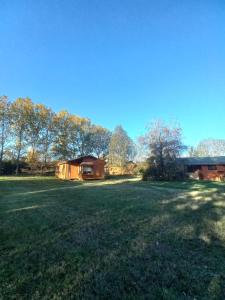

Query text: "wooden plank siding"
[56, 156, 105, 180]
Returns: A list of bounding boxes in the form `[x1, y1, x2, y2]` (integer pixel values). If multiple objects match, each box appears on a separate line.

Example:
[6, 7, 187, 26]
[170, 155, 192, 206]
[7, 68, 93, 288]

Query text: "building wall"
[107, 166, 124, 175]
[81, 160, 105, 180]
[69, 164, 80, 179]
[106, 163, 137, 175]
[56, 157, 105, 180]
[57, 163, 69, 180]
[200, 165, 225, 181]
[188, 165, 225, 181]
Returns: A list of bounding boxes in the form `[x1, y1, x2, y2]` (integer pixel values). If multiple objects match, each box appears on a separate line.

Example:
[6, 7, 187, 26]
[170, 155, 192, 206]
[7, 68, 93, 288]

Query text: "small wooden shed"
[56, 155, 105, 180]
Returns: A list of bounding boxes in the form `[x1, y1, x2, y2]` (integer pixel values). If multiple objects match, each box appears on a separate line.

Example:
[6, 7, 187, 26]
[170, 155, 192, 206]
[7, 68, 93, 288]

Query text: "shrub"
[0, 161, 17, 175]
[142, 161, 186, 181]
[0, 160, 28, 175]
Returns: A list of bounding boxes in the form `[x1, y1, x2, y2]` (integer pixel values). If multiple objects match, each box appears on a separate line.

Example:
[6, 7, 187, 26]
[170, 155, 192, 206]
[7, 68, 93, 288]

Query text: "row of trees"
[1, 95, 224, 178]
[189, 139, 225, 157]
[139, 121, 225, 180]
[0, 96, 135, 174]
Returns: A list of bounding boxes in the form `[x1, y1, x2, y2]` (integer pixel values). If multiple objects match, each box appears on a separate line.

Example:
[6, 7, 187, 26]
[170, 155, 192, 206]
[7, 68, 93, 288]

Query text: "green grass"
[1, 177, 225, 299]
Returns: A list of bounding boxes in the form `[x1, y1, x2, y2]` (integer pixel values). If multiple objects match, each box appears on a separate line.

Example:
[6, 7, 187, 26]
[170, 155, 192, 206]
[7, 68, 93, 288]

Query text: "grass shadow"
[0, 177, 225, 299]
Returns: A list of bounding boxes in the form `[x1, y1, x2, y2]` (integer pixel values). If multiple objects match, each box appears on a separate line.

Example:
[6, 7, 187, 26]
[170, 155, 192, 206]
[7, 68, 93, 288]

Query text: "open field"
[1, 177, 225, 299]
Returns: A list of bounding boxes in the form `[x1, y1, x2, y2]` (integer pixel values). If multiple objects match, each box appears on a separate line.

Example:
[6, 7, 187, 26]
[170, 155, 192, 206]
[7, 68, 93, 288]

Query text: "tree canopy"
[109, 125, 136, 167]
[0, 96, 112, 174]
[140, 120, 186, 180]
[189, 139, 225, 157]
[1, 95, 225, 177]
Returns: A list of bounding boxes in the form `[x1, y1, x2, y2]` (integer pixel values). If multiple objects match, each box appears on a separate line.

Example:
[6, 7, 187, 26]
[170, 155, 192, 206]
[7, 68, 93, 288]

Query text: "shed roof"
[80, 161, 94, 166]
[180, 156, 225, 166]
[68, 155, 98, 164]
[57, 155, 98, 165]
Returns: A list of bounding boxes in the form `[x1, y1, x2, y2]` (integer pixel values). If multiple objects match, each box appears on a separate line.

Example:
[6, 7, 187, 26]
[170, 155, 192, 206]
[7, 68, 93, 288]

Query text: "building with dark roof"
[56, 155, 105, 180]
[179, 156, 225, 181]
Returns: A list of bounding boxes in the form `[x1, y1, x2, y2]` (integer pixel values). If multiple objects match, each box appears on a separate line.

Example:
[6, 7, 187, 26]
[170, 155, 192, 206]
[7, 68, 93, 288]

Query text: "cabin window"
[82, 165, 93, 175]
[208, 165, 217, 170]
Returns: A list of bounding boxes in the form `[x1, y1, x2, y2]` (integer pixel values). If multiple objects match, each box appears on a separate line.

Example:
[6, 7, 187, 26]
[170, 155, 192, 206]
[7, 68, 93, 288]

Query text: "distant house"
[180, 156, 225, 181]
[105, 161, 137, 175]
[56, 155, 105, 180]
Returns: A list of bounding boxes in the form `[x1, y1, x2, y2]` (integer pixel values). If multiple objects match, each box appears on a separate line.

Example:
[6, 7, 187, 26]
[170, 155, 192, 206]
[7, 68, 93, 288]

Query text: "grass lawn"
[1, 177, 225, 299]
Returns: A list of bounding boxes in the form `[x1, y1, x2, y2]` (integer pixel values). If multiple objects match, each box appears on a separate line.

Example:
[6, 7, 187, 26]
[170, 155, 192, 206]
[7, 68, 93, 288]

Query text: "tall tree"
[11, 98, 33, 174]
[39, 107, 55, 167]
[0, 96, 11, 174]
[91, 125, 111, 158]
[141, 120, 186, 180]
[27, 103, 48, 168]
[74, 117, 93, 156]
[52, 112, 95, 160]
[52, 111, 74, 160]
[109, 125, 135, 167]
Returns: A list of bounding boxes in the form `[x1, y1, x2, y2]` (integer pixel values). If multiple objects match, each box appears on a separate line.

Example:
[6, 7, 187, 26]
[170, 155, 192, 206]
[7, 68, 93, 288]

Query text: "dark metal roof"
[68, 155, 97, 164]
[179, 156, 225, 166]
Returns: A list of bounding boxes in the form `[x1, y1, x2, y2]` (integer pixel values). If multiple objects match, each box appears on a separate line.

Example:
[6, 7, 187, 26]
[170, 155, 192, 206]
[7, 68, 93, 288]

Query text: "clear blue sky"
[1, 0, 225, 146]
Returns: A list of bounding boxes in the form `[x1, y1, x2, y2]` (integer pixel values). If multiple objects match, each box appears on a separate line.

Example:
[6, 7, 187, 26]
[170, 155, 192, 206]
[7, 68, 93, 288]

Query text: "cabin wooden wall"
[56, 158, 105, 180]
[81, 160, 105, 180]
[56, 163, 69, 180]
[69, 164, 80, 179]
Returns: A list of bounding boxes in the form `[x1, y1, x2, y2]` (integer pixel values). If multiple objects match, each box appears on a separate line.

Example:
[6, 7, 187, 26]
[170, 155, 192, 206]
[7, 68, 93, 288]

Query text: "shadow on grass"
[69, 183, 225, 299]
[0, 177, 225, 299]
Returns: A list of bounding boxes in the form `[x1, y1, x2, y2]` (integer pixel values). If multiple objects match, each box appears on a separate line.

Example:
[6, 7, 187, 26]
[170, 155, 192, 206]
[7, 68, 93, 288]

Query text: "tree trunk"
[15, 132, 22, 175]
[30, 145, 36, 174]
[15, 148, 21, 175]
[42, 146, 48, 175]
[0, 118, 5, 175]
[0, 142, 4, 175]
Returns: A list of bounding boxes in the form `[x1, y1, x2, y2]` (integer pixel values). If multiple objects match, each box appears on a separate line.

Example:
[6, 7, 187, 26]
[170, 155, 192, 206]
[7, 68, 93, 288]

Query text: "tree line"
[0, 96, 136, 175]
[139, 120, 225, 180]
[1, 95, 225, 178]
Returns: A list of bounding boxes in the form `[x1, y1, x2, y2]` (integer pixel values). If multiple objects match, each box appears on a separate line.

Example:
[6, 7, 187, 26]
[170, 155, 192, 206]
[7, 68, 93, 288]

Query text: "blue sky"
[1, 0, 225, 146]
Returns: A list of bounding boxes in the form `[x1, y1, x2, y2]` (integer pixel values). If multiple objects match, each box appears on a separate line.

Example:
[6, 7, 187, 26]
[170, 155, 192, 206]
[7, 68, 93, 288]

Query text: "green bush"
[142, 163, 187, 181]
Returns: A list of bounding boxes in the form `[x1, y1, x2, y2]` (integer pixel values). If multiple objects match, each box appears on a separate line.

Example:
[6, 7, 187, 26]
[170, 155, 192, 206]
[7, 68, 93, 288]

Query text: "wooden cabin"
[180, 156, 225, 181]
[56, 155, 105, 180]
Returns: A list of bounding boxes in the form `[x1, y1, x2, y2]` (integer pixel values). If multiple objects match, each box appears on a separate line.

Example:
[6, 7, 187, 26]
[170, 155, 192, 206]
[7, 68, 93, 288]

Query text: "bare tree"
[140, 120, 186, 180]
[190, 139, 225, 157]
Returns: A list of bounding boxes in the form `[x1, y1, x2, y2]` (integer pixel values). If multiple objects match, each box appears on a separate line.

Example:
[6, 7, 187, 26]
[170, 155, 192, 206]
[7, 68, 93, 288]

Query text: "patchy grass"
[0, 177, 225, 299]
